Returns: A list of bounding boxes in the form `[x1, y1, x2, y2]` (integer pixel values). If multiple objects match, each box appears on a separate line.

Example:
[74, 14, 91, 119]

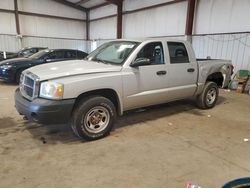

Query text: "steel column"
[185, 0, 196, 36]
[117, 1, 123, 39]
[86, 10, 90, 40]
[14, 0, 20, 35]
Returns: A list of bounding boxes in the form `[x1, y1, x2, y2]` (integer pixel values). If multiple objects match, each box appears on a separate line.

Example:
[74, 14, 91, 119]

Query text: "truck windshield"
[85, 41, 140, 65]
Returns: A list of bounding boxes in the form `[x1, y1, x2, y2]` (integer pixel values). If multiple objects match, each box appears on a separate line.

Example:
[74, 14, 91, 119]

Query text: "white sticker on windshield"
[117, 44, 134, 52]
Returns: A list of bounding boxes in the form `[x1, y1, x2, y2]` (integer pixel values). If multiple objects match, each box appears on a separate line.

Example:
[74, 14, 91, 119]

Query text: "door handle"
[187, 68, 195, 72]
[156, 70, 167, 75]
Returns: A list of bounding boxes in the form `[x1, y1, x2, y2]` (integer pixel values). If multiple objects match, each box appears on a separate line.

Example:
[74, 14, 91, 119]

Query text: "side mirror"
[130, 58, 151, 67]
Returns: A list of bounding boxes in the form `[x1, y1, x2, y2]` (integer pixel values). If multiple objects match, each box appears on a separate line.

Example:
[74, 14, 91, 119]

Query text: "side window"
[46, 52, 56, 59]
[65, 50, 77, 59]
[55, 51, 65, 59]
[77, 51, 87, 59]
[29, 48, 37, 53]
[167, 42, 189, 64]
[45, 51, 64, 60]
[136, 42, 164, 65]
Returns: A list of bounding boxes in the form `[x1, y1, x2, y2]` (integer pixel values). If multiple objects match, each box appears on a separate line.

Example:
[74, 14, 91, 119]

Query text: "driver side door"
[123, 42, 169, 110]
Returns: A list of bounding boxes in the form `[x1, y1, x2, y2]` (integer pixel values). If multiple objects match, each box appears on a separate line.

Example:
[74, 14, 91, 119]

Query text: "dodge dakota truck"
[15, 39, 233, 140]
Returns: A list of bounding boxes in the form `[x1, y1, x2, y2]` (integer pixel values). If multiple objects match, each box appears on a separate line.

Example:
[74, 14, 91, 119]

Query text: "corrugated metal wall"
[88, 0, 187, 51]
[192, 33, 250, 72]
[0, 34, 21, 52]
[23, 36, 87, 52]
[0, 34, 87, 52]
[0, 0, 87, 53]
[192, 0, 250, 71]
[123, 1, 187, 38]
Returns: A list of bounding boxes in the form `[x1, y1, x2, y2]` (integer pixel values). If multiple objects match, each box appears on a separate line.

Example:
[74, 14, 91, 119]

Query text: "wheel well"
[206, 72, 223, 87]
[73, 89, 121, 115]
[15, 68, 25, 82]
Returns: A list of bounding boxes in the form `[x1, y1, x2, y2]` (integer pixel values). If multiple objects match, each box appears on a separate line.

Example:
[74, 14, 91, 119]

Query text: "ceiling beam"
[75, 0, 91, 6]
[89, 2, 110, 10]
[104, 0, 123, 5]
[52, 0, 87, 12]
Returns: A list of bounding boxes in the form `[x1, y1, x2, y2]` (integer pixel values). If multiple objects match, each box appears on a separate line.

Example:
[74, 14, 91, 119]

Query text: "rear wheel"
[71, 96, 116, 141]
[196, 81, 219, 109]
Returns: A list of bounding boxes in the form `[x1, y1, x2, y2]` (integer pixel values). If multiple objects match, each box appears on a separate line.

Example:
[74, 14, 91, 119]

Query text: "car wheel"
[71, 96, 116, 141]
[196, 81, 219, 109]
[15, 69, 24, 84]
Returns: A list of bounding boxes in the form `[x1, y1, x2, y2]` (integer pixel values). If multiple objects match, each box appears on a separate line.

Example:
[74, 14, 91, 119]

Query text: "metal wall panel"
[192, 33, 250, 72]
[124, 0, 175, 10]
[19, 15, 86, 39]
[18, 0, 86, 19]
[90, 4, 116, 20]
[89, 17, 116, 40]
[194, 0, 250, 34]
[22, 36, 88, 52]
[0, 34, 21, 52]
[0, 34, 87, 53]
[123, 2, 187, 38]
[0, 0, 14, 10]
[0, 12, 16, 35]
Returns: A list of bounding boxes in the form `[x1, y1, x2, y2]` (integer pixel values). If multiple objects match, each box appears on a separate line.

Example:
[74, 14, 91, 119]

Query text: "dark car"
[0, 47, 47, 61]
[0, 49, 88, 83]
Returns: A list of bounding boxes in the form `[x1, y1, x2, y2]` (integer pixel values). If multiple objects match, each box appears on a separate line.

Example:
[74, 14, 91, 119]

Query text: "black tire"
[15, 69, 24, 84]
[71, 96, 116, 141]
[196, 81, 219, 109]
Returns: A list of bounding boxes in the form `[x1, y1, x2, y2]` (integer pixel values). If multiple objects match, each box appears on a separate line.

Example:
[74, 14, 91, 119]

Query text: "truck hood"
[25, 59, 123, 81]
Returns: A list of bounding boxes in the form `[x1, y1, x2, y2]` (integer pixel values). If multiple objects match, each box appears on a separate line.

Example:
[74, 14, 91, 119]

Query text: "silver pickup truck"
[15, 39, 233, 140]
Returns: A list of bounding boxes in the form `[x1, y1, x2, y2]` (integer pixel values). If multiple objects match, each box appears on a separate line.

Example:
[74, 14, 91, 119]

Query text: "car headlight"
[0, 65, 12, 69]
[40, 82, 63, 100]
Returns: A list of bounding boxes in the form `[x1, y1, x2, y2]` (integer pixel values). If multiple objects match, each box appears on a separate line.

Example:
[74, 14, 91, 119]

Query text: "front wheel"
[15, 69, 24, 84]
[196, 81, 219, 109]
[71, 96, 116, 141]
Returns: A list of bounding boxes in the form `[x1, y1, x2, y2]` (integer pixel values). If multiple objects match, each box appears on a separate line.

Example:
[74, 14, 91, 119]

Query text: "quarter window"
[167, 42, 189, 64]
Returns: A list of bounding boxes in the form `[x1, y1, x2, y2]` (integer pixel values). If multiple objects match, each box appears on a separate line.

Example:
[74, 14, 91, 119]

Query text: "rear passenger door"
[165, 42, 197, 100]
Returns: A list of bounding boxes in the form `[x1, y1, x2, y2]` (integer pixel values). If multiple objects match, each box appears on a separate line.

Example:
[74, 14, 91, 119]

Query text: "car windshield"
[18, 48, 35, 57]
[85, 41, 140, 65]
[29, 50, 50, 59]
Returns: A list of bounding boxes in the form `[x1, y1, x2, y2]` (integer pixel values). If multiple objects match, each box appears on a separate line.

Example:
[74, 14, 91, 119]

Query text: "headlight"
[40, 82, 63, 100]
[19, 73, 24, 84]
[0, 65, 12, 69]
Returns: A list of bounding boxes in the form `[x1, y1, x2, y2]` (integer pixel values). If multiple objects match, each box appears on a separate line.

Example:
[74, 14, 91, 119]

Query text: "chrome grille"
[20, 71, 39, 100]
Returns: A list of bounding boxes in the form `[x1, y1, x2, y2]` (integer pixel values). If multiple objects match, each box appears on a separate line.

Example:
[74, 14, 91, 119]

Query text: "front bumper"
[0, 68, 15, 82]
[15, 89, 75, 124]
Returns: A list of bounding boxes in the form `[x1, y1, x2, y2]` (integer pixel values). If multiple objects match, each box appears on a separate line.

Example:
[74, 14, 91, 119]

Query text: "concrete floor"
[0, 81, 249, 188]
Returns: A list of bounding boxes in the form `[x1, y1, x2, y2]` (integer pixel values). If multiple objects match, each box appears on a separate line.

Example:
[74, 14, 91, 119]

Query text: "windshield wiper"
[95, 58, 109, 64]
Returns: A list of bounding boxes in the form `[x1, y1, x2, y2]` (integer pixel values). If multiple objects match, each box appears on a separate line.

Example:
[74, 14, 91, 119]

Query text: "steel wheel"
[196, 82, 218, 109]
[83, 106, 110, 134]
[206, 87, 217, 105]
